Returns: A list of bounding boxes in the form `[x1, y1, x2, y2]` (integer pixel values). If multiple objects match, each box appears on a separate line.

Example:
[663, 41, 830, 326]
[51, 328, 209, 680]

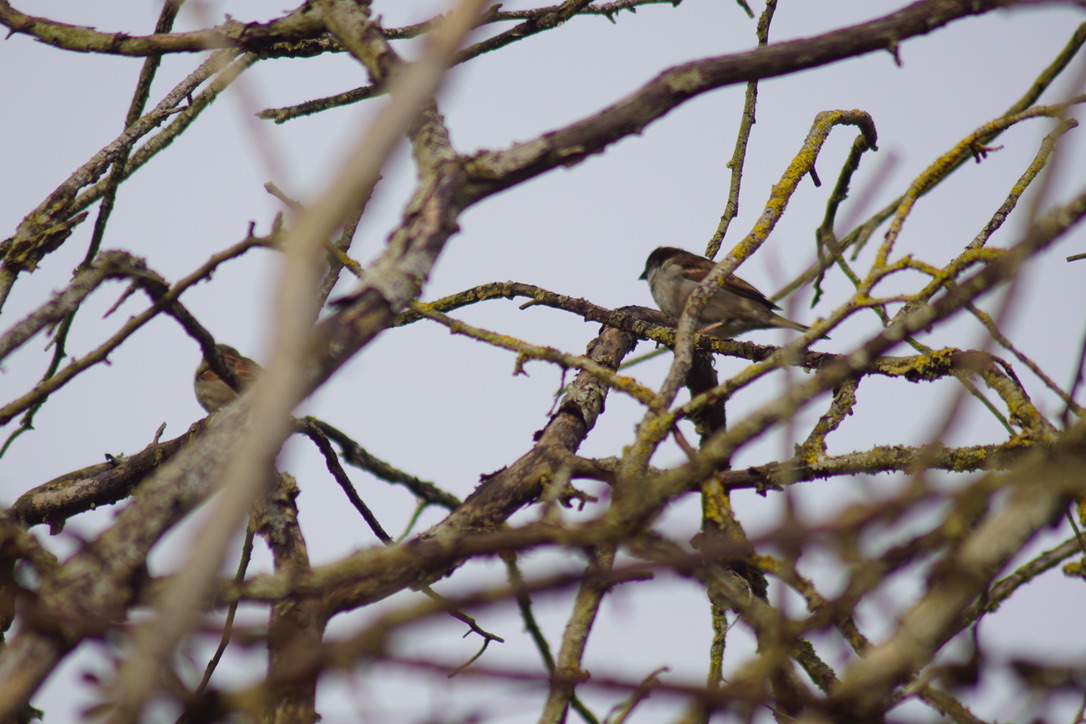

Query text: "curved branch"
[461, 0, 1019, 201]
[0, 238, 272, 426]
[605, 183, 1086, 531]
[318, 320, 640, 614]
[829, 416, 1086, 718]
[0, 1, 323, 55]
[0, 0, 677, 61]
[10, 422, 203, 529]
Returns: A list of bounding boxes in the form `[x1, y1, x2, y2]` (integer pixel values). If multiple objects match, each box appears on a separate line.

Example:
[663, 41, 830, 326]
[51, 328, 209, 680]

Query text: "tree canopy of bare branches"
[2, 1, 1086, 722]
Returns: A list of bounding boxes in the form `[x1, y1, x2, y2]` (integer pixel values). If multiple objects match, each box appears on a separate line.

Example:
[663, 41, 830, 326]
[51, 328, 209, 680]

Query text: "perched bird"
[640, 246, 813, 338]
[194, 344, 262, 413]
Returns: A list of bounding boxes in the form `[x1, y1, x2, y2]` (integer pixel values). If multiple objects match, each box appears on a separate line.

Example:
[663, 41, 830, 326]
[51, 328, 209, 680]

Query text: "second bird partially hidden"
[194, 344, 263, 413]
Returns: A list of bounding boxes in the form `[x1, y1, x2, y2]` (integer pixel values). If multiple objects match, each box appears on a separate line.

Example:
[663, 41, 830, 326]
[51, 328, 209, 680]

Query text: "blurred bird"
[194, 344, 262, 413]
[640, 246, 814, 338]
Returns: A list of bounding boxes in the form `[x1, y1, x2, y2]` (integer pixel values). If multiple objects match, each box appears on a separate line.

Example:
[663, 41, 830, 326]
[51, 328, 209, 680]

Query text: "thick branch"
[461, 0, 1018, 201]
[320, 322, 640, 614]
[0, 2, 324, 55]
[828, 417, 1086, 718]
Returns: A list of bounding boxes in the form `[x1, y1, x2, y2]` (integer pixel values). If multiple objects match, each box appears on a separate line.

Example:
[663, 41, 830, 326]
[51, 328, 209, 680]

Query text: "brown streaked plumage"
[194, 344, 262, 413]
[639, 246, 814, 339]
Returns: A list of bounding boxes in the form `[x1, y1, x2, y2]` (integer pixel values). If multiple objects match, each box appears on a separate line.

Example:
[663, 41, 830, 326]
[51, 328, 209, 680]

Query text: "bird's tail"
[771, 313, 808, 333]
[773, 313, 830, 340]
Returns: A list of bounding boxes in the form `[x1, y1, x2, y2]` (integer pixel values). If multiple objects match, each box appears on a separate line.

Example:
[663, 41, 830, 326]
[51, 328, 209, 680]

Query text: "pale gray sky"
[2, 1, 1085, 722]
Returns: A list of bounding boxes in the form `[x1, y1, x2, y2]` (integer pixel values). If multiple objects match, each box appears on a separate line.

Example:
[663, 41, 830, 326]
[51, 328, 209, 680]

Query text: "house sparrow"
[640, 246, 812, 338]
[194, 344, 262, 412]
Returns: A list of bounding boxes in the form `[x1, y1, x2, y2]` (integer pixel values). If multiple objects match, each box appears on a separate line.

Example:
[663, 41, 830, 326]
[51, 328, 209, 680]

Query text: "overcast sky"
[3, 1, 1086, 722]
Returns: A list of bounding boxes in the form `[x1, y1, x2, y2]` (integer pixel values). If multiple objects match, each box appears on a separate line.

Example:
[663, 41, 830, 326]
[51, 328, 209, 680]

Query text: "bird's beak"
[638, 269, 648, 281]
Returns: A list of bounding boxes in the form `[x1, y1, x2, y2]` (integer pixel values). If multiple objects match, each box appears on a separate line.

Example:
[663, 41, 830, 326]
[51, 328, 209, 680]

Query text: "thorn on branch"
[564, 486, 597, 511]
[749, 467, 783, 497]
[414, 585, 505, 678]
[104, 281, 140, 318]
[447, 635, 499, 678]
[887, 39, 902, 67]
[969, 141, 1003, 163]
[514, 351, 530, 376]
[539, 464, 598, 514]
